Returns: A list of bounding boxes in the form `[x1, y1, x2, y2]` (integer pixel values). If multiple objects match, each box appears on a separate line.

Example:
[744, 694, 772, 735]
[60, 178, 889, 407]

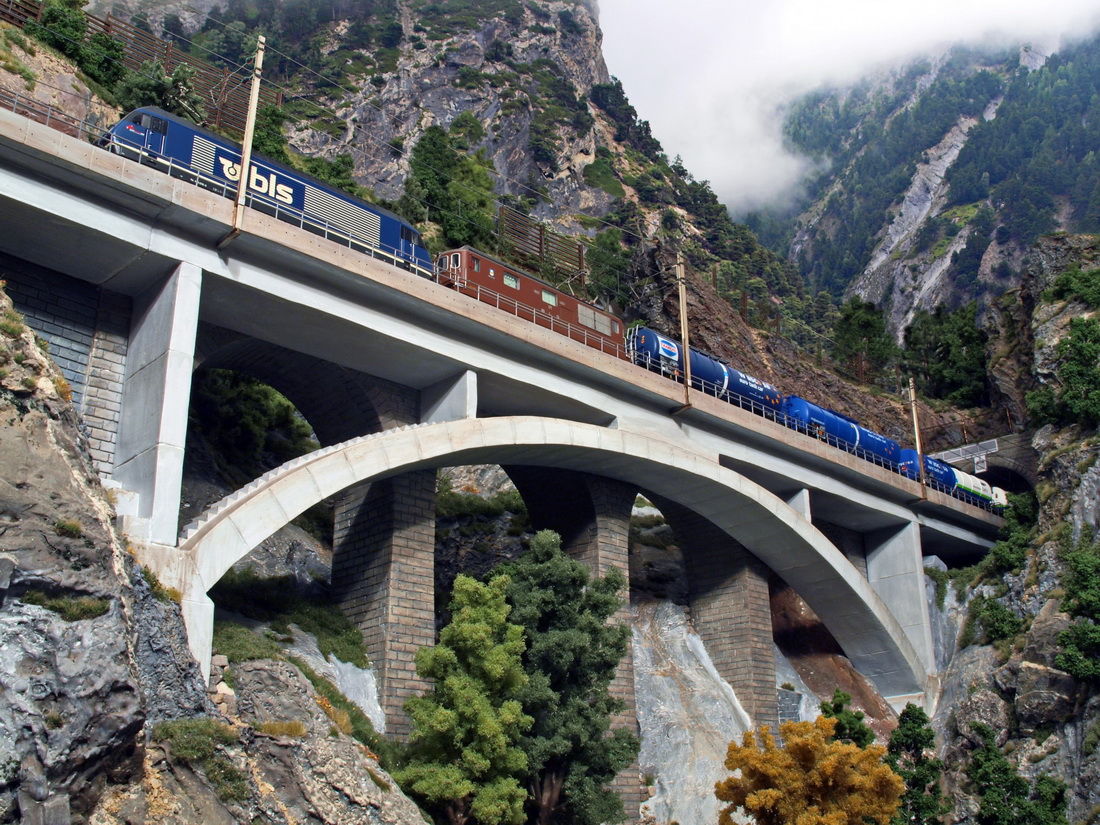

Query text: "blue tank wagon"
[626, 327, 782, 412]
[104, 107, 432, 276]
[781, 395, 901, 466]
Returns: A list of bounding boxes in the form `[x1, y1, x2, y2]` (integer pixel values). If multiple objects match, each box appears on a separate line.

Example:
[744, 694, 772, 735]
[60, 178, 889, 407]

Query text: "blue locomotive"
[103, 108, 432, 276]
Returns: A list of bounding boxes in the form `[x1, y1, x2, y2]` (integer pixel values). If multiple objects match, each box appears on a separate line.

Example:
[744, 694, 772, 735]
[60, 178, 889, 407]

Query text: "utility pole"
[677, 252, 692, 409]
[219, 35, 266, 249]
[909, 377, 927, 494]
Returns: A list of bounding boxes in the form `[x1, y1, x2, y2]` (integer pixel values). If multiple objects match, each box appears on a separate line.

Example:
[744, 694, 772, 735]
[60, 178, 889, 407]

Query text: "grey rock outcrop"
[633, 600, 752, 825]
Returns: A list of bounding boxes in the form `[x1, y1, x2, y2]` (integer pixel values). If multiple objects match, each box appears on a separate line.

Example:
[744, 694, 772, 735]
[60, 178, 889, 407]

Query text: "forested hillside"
[746, 32, 1100, 339]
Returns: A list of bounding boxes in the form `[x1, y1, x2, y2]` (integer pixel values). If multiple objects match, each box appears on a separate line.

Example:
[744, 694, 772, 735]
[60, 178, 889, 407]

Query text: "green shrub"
[152, 718, 247, 801]
[21, 590, 109, 621]
[211, 620, 283, 662]
[26, 0, 86, 61]
[53, 519, 83, 538]
[1056, 528, 1100, 681]
[962, 595, 1023, 647]
[1046, 264, 1100, 308]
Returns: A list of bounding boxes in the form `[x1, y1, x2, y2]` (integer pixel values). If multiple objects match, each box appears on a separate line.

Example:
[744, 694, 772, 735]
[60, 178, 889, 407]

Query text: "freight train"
[433, 249, 1007, 512]
[101, 110, 1005, 513]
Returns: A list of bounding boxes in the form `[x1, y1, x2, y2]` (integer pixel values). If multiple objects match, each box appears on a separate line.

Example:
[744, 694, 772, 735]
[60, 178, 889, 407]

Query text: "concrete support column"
[504, 467, 642, 818]
[112, 263, 201, 545]
[865, 521, 935, 692]
[331, 470, 436, 738]
[420, 370, 477, 423]
[654, 497, 778, 730]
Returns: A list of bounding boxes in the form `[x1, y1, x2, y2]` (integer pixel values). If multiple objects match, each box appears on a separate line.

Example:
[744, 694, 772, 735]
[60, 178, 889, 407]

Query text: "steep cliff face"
[929, 237, 1100, 824]
[290, 0, 614, 228]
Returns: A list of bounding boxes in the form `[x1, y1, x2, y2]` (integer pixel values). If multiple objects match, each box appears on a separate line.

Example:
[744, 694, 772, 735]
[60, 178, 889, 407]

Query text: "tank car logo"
[657, 337, 678, 360]
[218, 158, 295, 205]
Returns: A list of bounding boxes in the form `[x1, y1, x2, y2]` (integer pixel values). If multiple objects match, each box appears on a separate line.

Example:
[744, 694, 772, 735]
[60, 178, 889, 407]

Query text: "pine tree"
[886, 704, 947, 825]
[396, 575, 532, 825]
[715, 716, 904, 825]
[820, 688, 875, 747]
[500, 530, 639, 825]
[967, 724, 1068, 825]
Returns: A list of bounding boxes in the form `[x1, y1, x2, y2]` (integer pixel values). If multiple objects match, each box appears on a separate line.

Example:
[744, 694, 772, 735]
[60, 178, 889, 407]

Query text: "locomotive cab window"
[504, 273, 519, 289]
[451, 253, 460, 269]
[541, 290, 558, 306]
[136, 113, 168, 134]
[471, 257, 481, 273]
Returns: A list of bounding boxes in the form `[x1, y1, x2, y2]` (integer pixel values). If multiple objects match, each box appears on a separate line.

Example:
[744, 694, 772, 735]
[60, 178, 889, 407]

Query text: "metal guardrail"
[433, 265, 627, 358]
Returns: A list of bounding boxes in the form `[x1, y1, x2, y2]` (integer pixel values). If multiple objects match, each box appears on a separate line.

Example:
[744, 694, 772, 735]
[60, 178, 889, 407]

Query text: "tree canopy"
[396, 574, 532, 825]
[715, 716, 903, 825]
[886, 704, 947, 825]
[500, 530, 638, 825]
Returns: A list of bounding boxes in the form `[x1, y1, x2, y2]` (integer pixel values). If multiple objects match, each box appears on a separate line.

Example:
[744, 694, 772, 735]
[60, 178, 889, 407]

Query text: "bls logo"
[218, 157, 294, 204]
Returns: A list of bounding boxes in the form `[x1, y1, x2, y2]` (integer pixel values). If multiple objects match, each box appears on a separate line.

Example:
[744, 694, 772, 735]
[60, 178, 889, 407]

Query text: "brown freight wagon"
[434, 247, 626, 359]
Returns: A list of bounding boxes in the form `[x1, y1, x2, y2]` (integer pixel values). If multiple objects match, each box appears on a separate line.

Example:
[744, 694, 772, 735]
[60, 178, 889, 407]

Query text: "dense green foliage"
[400, 124, 495, 251]
[188, 369, 318, 483]
[947, 32, 1100, 240]
[1026, 317, 1100, 428]
[499, 531, 638, 825]
[113, 60, 206, 121]
[820, 689, 875, 748]
[397, 575, 532, 825]
[1046, 264, 1100, 308]
[832, 298, 898, 382]
[886, 705, 947, 825]
[25, 0, 126, 87]
[1056, 528, 1100, 681]
[960, 594, 1023, 647]
[902, 302, 989, 406]
[966, 723, 1068, 825]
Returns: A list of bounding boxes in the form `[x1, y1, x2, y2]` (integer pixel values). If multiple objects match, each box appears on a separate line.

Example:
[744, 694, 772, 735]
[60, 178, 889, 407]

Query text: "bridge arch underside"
[192, 324, 418, 445]
[178, 416, 928, 704]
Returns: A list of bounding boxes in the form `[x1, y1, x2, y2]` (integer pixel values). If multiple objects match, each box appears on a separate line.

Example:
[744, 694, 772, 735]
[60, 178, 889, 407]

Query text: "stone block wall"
[2, 255, 131, 474]
[331, 471, 437, 739]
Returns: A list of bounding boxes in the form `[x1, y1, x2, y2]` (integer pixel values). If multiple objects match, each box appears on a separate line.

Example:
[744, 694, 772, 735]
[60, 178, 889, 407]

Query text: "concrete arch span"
[158, 416, 928, 703]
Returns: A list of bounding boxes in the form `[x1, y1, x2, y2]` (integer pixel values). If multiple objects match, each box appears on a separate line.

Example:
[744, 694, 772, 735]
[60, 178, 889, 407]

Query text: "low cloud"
[598, 0, 1100, 214]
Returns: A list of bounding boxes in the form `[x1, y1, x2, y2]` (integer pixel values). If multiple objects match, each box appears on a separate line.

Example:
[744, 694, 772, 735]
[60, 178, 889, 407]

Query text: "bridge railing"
[631, 353, 1003, 515]
[432, 270, 628, 359]
[0, 86, 104, 141]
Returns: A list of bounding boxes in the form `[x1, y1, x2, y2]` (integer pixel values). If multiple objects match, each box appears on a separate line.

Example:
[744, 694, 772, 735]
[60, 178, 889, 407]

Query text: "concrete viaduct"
[0, 107, 1007, 774]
